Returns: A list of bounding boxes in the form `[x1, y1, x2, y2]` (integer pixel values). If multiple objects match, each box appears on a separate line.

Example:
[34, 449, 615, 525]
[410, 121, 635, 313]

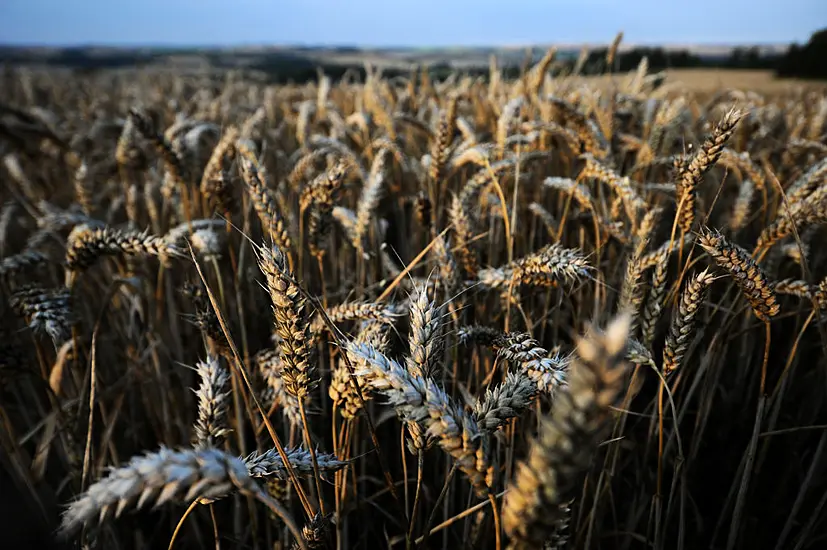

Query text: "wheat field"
[2, 45, 827, 550]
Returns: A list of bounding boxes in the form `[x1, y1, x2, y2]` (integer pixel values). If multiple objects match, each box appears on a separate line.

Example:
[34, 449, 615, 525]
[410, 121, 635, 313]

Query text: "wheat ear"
[473, 372, 538, 432]
[237, 142, 293, 259]
[191, 355, 231, 448]
[502, 314, 631, 549]
[346, 342, 492, 494]
[65, 224, 183, 285]
[257, 244, 316, 399]
[675, 109, 742, 233]
[699, 228, 779, 321]
[60, 447, 279, 537]
[662, 269, 715, 375]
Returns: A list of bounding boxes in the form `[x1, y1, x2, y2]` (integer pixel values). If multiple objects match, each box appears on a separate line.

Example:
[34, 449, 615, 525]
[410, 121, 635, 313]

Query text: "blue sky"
[0, 0, 823, 47]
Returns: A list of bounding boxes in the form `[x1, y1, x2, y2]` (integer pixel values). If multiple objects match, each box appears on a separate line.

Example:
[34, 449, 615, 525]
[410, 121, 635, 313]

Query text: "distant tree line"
[775, 28, 827, 79]
[229, 27, 827, 83]
[0, 28, 824, 83]
[560, 28, 826, 79]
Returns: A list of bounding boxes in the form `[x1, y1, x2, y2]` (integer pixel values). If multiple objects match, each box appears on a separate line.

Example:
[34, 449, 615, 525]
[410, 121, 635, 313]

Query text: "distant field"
[583, 68, 827, 93]
[657, 68, 826, 92]
[4, 44, 821, 87]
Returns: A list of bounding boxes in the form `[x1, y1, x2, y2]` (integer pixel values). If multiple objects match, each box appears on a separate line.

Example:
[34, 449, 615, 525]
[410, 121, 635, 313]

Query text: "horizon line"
[0, 39, 802, 50]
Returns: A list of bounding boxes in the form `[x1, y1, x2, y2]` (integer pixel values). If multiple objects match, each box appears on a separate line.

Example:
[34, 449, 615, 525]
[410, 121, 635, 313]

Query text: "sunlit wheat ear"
[662, 269, 715, 375]
[345, 342, 492, 494]
[403, 283, 446, 451]
[237, 143, 293, 258]
[128, 108, 189, 186]
[191, 356, 231, 449]
[287, 147, 329, 190]
[354, 148, 388, 256]
[467, 329, 569, 395]
[329, 320, 389, 419]
[306, 136, 365, 182]
[618, 249, 645, 336]
[406, 283, 444, 380]
[202, 166, 235, 219]
[641, 248, 670, 348]
[449, 193, 479, 277]
[240, 106, 266, 140]
[528, 46, 556, 97]
[502, 314, 631, 550]
[606, 31, 623, 69]
[256, 244, 316, 399]
[473, 372, 537, 432]
[371, 135, 407, 170]
[295, 100, 315, 148]
[59, 447, 255, 537]
[430, 93, 458, 184]
[675, 109, 742, 233]
[478, 243, 591, 293]
[450, 142, 495, 172]
[332, 205, 358, 247]
[200, 125, 238, 194]
[243, 447, 348, 480]
[719, 148, 766, 195]
[698, 228, 779, 322]
[306, 159, 348, 259]
[64, 224, 183, 286]
[115, 112, 142, 170]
